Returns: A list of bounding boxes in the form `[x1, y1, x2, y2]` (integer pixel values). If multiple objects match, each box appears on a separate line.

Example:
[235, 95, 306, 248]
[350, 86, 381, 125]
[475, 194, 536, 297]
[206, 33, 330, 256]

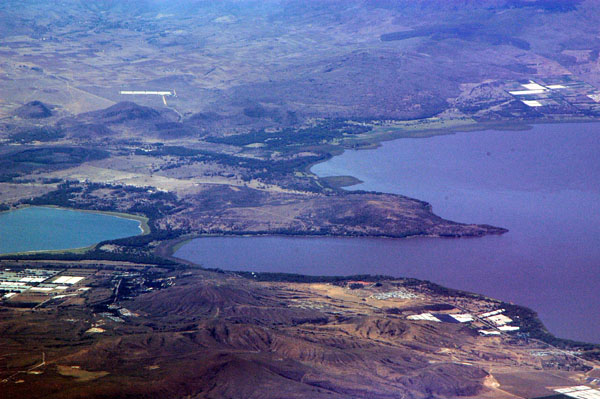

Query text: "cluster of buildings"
[0, 268, 89, 306]
[477, 309, 520, 335]
[407, 312, 474, 323]
[370, 290, 417, 300]
[505, 76, 600, 115]
[406, 307, 521, 336]
[552, 386, 600, 399]
[1, 268, 61, 296]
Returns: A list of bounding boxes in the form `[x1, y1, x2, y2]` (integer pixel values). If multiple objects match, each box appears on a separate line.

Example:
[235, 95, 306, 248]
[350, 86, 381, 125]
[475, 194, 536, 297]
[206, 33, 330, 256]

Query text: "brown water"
[176, 123, 600, 343]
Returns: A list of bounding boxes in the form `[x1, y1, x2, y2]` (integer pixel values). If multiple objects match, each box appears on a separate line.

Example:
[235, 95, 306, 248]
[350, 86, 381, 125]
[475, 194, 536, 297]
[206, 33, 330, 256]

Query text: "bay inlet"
[176, 123, 600, 343]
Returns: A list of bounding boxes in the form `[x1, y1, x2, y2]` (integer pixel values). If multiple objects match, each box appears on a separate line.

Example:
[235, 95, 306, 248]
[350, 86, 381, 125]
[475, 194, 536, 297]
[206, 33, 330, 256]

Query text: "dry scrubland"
[1, 262, 598, 399]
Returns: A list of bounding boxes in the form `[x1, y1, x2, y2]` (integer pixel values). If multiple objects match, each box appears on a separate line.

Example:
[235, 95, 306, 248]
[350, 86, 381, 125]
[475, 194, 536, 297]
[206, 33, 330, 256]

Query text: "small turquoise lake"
[0, 207, 143, 254]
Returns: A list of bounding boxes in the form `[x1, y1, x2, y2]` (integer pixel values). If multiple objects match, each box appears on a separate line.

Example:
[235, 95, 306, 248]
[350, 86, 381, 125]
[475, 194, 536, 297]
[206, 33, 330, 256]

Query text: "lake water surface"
[176, 123, 600, 343]
[0, 207, 142, 254]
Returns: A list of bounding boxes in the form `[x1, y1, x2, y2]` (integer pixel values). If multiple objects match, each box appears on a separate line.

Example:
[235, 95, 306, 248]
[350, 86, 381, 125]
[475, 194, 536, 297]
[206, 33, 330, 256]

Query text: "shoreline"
[5, 117, 592, 260]
[158, 235, 600, 351]
[157, 226, 509, 265]
[303, 119, 530, 175]
[149, 117, 600, 261]
[33, 205, 151, 235]
[162, 118, 600, 348]
[304, 116, 600, 182]
[2, 117, 598, 349]
[303, 118, 600, 346]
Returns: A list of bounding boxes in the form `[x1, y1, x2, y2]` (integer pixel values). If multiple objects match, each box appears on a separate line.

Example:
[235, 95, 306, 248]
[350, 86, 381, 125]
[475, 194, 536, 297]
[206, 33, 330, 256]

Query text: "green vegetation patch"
[320, 175, 363, 189]
[0, 146, 109, 182]
[6, 146, 109, 165]
[381, 23, 531, 50]
[206, 120, 371, 150]
[8, 126, 64, 143]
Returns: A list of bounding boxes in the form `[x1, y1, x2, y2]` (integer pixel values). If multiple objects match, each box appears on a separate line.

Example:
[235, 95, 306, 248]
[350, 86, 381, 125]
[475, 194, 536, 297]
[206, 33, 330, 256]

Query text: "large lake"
[0, 207, 142, 254]
[176, 123, 600, 343]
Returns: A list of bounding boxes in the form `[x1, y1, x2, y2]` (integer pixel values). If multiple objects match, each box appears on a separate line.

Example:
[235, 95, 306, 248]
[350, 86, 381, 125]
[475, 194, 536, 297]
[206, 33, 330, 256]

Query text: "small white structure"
[449, 314, 474, 323]
[119, 91, 174, 96]
[19, 277, 47, 283]
[407, 313, 441, 322]
[498, 325, 520, 332]
[554, 386, 600, 399]
[509, 89, 547, 96]
[522, 100, 543, 107]
[118, 308, 136, 317]
[85, 327, 106, 334]
[53, 276, 85, 285]
[521, 81, 547, 91]
[480, 309, 505, 318]
[587, 93, 600, 102]
[478, 329, 501, 336]
[486, 314, 513, 326]
[509, 80, 549, 96]
[120, 90, 176, 105]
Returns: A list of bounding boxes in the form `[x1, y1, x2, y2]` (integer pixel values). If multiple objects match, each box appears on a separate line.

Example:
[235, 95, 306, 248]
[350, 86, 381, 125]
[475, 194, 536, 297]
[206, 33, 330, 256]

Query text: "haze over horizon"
[0, 1, 599, 398]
